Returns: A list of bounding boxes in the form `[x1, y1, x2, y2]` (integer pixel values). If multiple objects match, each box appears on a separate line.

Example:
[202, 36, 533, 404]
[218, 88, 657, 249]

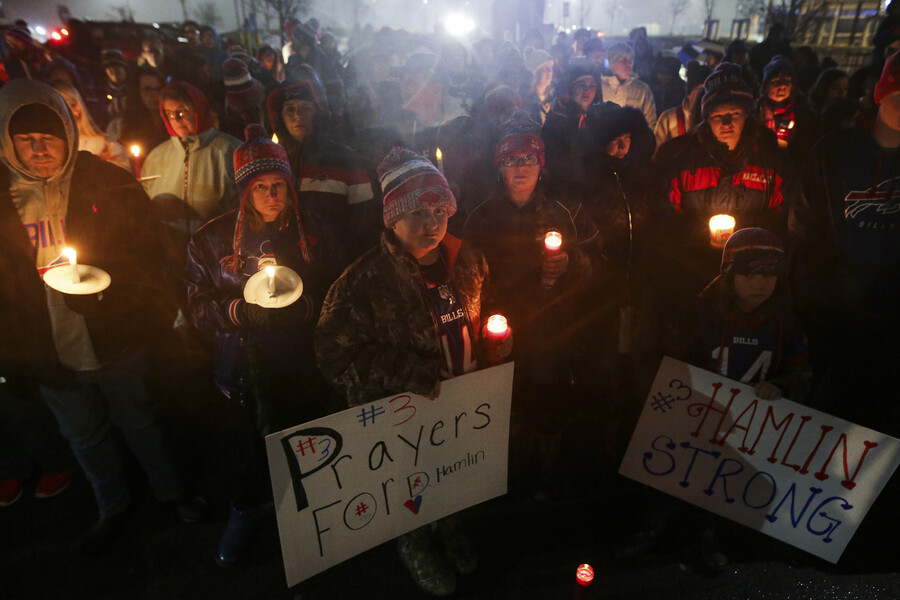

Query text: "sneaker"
[0, 479, 24, 507]
[216, 505, 259, 567]
[397, 527, 457, 596]
[34, 471, 73, 499]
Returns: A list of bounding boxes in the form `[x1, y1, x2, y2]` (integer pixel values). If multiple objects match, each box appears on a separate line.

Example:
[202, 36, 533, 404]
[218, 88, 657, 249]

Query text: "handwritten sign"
[619, 357, 900, 563]
[265, 363, 514, 587]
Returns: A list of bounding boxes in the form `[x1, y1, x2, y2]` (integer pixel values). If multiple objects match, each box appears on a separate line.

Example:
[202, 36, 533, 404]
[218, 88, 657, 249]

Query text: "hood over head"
[0, 78, 79, 183]
[158, 81, 215, 138]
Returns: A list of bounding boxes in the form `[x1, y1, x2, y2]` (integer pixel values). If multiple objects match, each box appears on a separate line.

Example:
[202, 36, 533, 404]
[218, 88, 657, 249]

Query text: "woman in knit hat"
[754, 55, 818, 167]
[316, 147, 506, 596]
[185, 124, 346, 567]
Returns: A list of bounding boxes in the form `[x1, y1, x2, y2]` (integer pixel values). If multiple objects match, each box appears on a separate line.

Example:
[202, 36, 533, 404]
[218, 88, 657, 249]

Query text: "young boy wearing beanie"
[316, 147, 506, 596]
[665, 227, 810, 401]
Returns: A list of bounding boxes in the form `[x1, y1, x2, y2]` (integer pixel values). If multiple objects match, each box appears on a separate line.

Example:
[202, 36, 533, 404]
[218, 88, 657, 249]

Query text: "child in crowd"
[665, 227, 810, 402]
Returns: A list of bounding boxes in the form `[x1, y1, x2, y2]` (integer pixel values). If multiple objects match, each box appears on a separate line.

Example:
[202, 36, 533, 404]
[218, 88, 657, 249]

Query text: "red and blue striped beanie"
[377, 147, 456, 228]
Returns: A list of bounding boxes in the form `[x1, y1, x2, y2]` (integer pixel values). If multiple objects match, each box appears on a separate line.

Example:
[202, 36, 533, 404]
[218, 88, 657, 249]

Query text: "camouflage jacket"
[315, 231, 491, 407]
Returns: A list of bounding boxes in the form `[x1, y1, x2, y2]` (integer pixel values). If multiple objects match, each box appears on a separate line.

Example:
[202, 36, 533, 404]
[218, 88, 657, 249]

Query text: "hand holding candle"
[483, 314, 513, 363]
[709, 214, 735, 248]
[541, 230, 567, 288]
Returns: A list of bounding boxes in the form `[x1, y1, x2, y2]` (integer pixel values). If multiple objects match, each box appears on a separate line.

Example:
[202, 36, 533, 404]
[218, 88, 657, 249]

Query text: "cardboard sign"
[265, 363, 514, 587]
[620, 357, 900, 563]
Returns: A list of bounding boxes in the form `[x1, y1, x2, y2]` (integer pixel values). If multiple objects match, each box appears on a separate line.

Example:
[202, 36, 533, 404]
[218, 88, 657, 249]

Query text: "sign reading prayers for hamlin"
[265, 362, 514, 587]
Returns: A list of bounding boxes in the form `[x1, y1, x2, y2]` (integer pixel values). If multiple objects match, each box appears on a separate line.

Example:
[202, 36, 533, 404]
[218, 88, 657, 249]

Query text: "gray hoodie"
[0, 78, 99, 370]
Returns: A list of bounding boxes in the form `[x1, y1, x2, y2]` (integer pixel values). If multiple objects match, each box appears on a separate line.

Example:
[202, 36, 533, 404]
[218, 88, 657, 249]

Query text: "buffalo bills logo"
[845, 177, 900, 220]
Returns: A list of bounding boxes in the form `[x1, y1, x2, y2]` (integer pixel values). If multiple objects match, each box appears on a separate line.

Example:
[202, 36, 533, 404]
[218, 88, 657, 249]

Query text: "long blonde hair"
[49, 79, 106, 139]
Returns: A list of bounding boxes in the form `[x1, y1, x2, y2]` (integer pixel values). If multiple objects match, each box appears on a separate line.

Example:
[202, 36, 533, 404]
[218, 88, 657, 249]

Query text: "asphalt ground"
[3, 429, 899, 600]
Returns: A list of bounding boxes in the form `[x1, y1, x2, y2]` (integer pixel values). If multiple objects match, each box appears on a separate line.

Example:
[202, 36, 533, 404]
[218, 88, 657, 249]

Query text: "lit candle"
[272, 133, 279, 144]
[62, 247, 80, 284]
[435, 147, 444, 174]
[544, 230, 563, 252]
[573, 563, 594, 600]
[542, 230, 563, 289]
[708, 214, 736, 248]
[130, 145, 141, 179]
[265, 265, 276, 296]
[485, 314, 509, 339]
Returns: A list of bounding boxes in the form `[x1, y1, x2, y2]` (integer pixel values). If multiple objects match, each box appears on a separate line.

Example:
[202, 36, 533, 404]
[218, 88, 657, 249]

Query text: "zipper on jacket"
[182, 140, 191, 232]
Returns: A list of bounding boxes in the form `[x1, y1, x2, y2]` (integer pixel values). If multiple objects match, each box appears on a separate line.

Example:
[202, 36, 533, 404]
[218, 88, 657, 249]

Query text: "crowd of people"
[1, 9, 898, 597]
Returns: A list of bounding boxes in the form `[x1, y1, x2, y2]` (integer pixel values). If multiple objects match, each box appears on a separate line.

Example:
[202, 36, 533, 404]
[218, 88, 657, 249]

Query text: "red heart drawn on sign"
[403, 495, 423, 515]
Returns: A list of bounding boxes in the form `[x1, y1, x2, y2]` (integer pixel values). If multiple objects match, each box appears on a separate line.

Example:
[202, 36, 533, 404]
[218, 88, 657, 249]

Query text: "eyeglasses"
[499, 155, 540, 168]
[164, 109, 191, 122]
[251, 181, 288, 196]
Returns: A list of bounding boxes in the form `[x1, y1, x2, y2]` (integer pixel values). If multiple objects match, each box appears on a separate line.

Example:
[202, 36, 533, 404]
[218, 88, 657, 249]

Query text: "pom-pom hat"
[378, 147, 456, 228]
[221, 124, 312, 272]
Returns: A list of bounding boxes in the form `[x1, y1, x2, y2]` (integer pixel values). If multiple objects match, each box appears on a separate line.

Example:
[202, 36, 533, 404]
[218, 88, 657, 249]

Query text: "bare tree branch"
[194, 1, 222, 27]
[670, 0, 691, 34]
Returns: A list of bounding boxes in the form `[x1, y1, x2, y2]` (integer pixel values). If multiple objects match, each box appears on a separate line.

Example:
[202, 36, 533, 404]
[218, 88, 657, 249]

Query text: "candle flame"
[130, 145, 141, 158]
[265, 265, 276, 277]
[272, 133, 279, 143]
[486, 314, 508, 336]
[709, 214, 735, 230]
[544, 230, 563, 252]
[62, 247, 77, 264]
[575, 564, 594, 586]
[435, 147, 442, 160]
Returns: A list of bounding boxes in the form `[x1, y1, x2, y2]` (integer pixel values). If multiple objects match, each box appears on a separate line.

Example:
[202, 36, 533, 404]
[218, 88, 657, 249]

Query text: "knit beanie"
[9, 104, 67, 140]
[378, 147, 456, 228]
[761, 55, 796, 89]
[222, 124, 312, 272]
[605, 43, 634, 67]
[223, 58, 264, 112]
[720, 228, 785, 278]
[875, 50, 900, 105]
[701, 62, 755, 117]
[3, 27, 33, 48]
[523, 47, 553, 73]
[494, 110, 545, 166]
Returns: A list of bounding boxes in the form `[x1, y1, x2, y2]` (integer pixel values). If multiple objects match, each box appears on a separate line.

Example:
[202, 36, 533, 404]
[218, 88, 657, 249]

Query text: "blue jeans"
[40, 352, 182, 518]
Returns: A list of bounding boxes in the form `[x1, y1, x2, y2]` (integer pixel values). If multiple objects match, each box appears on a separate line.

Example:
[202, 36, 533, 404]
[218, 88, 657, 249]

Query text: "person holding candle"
[0, 79, 203, 551]
[462, 112, 597, 497]
[660, 62, 791, 305]
[185, 124, 345, 566]
[754, 55, 817, 167]
[316, 148, 506, 596]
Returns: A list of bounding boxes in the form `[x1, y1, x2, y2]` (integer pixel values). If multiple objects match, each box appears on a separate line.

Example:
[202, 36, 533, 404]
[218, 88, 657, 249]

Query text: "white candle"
[62, 247, 80, 284]
[266, 265, 276, 296]
[709, 214, 736, 248]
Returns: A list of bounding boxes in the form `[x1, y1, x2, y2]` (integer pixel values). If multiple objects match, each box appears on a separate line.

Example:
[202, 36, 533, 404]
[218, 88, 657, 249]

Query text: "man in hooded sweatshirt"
[0, 79, 198, 551]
